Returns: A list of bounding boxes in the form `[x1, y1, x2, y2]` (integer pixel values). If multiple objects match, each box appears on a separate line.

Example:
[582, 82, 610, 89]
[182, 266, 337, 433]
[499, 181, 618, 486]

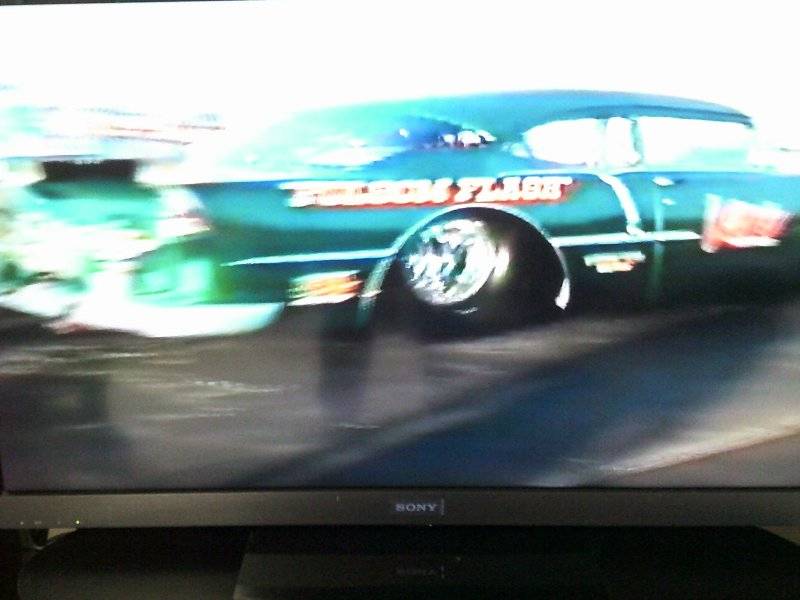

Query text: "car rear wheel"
[396, 212, 562, 334]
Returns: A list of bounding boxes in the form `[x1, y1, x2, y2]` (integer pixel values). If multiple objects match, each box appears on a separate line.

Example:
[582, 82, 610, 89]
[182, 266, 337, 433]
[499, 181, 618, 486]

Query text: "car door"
[630, 115, 799, 300]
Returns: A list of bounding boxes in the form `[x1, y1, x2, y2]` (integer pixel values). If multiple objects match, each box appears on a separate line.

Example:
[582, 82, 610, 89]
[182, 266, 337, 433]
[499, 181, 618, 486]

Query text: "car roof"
[308, 89, 751, 139]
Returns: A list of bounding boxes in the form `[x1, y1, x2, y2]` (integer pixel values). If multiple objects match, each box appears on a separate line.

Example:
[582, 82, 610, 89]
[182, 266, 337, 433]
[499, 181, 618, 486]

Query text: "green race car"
[1, 90, 798, 337]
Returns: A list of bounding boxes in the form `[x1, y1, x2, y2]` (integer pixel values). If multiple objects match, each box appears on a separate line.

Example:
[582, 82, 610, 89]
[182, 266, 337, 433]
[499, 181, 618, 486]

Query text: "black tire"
[391, 211, 563, 335]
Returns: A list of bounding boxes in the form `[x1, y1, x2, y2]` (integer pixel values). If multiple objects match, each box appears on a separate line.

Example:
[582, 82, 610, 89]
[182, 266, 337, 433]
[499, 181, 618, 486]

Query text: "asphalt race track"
[1, 296, 799, 492]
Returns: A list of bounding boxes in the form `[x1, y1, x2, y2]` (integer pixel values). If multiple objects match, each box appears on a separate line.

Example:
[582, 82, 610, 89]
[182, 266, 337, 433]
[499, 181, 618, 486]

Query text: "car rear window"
[637, 117, 754, 168]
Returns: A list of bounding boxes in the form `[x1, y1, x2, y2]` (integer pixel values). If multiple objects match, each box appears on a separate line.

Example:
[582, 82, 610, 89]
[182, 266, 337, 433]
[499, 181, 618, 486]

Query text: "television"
[2, 0, 800, 529]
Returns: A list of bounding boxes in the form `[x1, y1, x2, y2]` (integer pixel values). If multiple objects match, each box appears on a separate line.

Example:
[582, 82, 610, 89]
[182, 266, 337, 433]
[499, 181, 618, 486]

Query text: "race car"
[1, 90, 798, 337]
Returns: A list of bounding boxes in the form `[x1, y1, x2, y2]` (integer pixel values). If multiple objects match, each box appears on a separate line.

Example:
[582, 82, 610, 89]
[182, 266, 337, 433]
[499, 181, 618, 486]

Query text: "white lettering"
[286, 176, 574, 208]
[454, 177, 494, 203]
[395, 502, 439, 513]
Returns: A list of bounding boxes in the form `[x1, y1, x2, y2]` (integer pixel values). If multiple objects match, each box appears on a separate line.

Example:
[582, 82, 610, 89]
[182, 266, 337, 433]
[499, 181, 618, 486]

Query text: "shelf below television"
[6, 527, 800, 599]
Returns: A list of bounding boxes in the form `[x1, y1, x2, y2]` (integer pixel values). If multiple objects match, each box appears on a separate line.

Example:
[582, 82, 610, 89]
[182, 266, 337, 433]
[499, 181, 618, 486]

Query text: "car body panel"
[1, 90, 798, 336]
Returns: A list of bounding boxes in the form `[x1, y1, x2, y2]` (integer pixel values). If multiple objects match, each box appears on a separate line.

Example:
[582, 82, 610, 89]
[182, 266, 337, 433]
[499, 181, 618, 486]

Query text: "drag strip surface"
[1, 298, 799, 491]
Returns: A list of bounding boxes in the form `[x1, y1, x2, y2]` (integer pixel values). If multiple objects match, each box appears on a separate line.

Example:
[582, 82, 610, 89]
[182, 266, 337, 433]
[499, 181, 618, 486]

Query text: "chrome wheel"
[401, 219, 500, 306]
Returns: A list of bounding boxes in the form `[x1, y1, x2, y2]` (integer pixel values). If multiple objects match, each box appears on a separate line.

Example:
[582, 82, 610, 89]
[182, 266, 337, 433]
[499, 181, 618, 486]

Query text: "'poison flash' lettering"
[283, 176, 575, 208]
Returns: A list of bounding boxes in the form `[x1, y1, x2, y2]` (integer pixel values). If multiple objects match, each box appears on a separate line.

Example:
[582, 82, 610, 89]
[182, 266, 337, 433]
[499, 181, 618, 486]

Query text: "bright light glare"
[0, 0, 798, 145]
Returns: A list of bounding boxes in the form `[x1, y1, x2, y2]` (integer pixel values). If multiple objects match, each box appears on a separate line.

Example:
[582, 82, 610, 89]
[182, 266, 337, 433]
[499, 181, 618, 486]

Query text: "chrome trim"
[288, 294, 357, 307]
[224, 249, 394, 267]
[550, 230, 701, 248]
[596, 173, 644, 235]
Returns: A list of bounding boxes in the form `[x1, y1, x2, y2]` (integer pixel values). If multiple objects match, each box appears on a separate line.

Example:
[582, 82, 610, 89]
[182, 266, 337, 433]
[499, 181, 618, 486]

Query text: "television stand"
[9, 527, 800, 599]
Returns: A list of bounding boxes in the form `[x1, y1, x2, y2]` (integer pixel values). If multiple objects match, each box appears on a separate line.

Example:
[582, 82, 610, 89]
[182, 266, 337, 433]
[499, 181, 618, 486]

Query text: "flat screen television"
[2, 0, 800, 528]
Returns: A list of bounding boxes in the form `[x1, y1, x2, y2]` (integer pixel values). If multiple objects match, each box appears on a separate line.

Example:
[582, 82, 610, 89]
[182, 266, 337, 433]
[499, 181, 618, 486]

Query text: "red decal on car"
[701, 195, 793, 253]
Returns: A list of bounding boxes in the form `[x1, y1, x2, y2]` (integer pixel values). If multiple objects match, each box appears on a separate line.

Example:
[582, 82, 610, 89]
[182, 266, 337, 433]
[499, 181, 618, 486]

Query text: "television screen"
[1, 0, 799, 522]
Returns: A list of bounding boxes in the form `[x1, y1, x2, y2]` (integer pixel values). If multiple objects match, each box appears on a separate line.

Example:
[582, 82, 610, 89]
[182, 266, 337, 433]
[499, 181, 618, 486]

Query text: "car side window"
[522, 117, 639, 168]
[636, 117, 754, 169]
[201, 112, 496, 176]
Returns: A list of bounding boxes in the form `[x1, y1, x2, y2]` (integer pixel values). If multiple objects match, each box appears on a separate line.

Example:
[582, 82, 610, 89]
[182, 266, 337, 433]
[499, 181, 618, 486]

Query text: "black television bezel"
[3, 488, 800, 528]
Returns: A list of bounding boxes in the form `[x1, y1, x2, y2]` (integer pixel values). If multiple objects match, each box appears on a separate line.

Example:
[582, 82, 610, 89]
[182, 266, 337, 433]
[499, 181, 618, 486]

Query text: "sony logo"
[392, 500, 445, 516]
